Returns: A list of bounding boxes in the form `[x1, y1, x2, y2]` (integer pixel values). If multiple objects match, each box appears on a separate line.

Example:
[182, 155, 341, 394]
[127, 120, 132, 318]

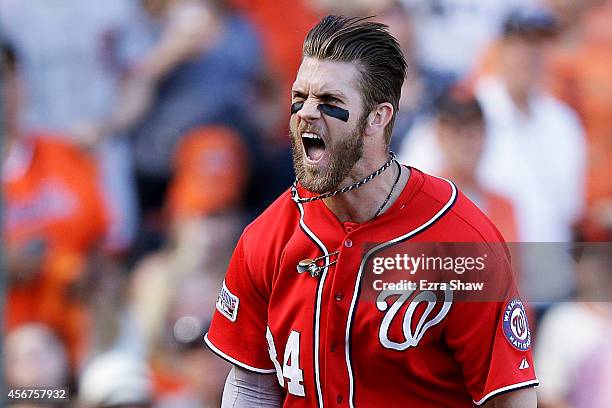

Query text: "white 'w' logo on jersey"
[376, 288, 453, 350]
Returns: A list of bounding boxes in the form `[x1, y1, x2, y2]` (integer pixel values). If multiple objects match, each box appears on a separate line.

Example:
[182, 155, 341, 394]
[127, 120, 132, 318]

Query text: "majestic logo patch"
[503, 298, 531, 351]
[216, 280, 239, 322]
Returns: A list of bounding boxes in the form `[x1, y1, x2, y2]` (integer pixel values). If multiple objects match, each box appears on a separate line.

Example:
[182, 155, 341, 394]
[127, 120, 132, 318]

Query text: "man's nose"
[296, 98, 321, 122]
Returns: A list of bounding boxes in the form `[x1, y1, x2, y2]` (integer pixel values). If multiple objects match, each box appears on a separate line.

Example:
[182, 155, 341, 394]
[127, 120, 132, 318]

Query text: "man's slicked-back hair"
[303, 15, 407, 145]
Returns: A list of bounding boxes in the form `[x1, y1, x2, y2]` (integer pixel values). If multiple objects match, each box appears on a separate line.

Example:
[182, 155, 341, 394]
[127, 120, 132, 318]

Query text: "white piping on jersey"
[204, 333, 277, 374]
[473, 379, 539, 406]
[344, 176, 457, 408]
[293, 188, 330, 408]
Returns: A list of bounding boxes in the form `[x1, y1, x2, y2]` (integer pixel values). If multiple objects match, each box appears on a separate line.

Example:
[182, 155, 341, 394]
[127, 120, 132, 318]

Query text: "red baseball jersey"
[206, 167, 538, 407]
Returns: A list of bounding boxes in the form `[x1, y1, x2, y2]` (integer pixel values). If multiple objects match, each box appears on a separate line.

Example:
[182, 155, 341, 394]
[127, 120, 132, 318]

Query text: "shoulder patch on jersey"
[216, 280, 239, 322]
[502, 297, 531, 351]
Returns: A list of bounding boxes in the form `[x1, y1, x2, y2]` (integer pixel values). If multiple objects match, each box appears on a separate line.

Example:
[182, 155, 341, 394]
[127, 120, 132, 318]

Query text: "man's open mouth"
[301, 132, 326, 163]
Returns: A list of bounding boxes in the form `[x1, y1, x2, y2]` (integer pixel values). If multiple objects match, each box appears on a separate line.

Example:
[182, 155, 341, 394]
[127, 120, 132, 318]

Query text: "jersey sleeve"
[443, 254, 538, 405]
[205, 233, 276, 374]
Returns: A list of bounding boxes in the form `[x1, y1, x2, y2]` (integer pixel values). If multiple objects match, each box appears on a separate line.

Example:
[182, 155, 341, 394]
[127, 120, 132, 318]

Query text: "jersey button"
[330, 344, 336, 353]
[344, 239, 353, 248]
[336, 395, 343, 404]
[335, 292, 343, 301]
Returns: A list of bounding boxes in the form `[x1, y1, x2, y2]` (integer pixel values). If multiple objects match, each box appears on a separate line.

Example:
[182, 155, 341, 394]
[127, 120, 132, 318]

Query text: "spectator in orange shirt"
[547, 0, 612, 240]
[3, 131, 107, 365]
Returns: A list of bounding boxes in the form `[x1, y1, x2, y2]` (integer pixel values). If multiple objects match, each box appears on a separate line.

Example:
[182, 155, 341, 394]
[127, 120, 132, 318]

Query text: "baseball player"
[206, 15, 538, 407]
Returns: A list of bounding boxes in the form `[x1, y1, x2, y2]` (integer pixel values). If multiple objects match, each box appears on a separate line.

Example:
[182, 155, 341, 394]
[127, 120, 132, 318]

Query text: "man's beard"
[290, 115, 367, 194]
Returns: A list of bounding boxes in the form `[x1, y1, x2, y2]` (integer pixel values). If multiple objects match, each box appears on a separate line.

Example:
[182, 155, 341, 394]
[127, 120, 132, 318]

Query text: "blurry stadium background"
[1, 0, 612, 407]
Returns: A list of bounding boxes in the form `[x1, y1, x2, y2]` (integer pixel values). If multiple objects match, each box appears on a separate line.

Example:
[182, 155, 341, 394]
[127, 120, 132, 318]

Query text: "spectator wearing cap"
[439, 90, 518, 241]
[476, 9, 586, 302]
[398, 89, 518, 241]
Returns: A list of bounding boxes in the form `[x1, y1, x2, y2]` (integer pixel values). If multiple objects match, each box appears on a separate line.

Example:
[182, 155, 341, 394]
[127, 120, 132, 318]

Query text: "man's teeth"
[302, 132, 321, 140]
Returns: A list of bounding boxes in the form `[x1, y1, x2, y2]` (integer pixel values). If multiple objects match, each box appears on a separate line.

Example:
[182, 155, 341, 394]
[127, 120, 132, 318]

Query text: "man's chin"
[293, 158, 341, 194]
[301, 183, 329, 195]
[299, 174, 339, 194]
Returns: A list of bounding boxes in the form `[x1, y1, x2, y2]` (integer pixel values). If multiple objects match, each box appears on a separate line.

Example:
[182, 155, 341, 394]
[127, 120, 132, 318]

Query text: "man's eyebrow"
[315, 91, 346, 102]
[291, 89, 347, 100]
[291, 90, 307, 98]
[316, 88, 346, 98]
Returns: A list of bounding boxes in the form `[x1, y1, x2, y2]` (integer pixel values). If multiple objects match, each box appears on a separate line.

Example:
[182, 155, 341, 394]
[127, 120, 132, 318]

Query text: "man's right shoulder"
[241, 187, 301, 253]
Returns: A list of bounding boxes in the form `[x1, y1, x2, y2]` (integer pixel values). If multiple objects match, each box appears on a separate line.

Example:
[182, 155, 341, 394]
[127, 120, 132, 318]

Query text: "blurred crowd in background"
[1, 0, 612, 407]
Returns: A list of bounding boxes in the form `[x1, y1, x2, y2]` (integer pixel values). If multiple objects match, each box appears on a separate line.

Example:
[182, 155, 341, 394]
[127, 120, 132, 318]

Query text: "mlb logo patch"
[216, 280, 239, 322]
[502, 297, 531, 351]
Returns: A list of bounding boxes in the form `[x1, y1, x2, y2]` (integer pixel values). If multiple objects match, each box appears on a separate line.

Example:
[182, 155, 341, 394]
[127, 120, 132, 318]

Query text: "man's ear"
[364, 102, 394, 137]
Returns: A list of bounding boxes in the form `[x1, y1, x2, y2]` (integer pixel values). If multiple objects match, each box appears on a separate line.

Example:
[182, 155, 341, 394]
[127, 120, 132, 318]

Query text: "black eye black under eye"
[318, 104, 349, 122]
[290, 102, 350, 122]
[291, 102, 304, 115]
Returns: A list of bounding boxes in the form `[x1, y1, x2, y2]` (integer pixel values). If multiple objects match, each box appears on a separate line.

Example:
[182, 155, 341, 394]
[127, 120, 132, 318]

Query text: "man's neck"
[322, 154, 409, 224]
[503, 79, 532, 115]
